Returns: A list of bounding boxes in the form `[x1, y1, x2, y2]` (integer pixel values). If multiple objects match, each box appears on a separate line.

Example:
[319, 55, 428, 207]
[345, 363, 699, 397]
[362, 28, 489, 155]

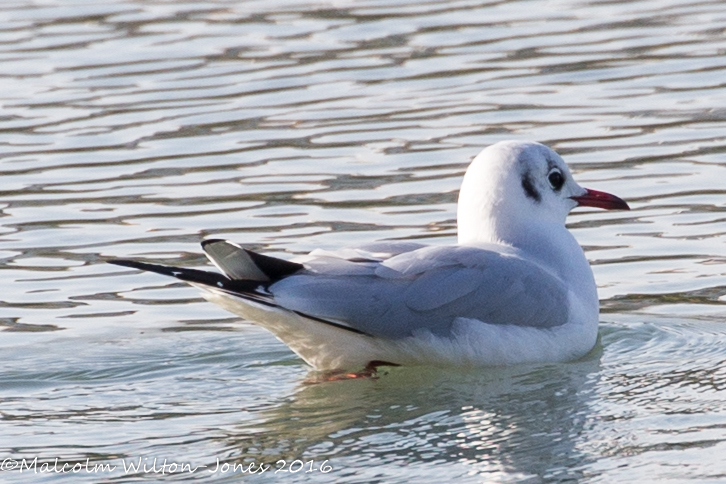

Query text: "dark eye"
[548, 171, 564, 191]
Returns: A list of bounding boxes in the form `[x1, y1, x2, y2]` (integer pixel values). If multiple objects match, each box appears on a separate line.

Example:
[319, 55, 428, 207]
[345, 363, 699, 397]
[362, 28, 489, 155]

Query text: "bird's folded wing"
[269, 245, 570, 338]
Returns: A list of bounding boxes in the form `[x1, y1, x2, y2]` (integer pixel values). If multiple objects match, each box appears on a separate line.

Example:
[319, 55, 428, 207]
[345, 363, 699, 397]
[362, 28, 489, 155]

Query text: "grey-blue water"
[1, 0, 726, 482]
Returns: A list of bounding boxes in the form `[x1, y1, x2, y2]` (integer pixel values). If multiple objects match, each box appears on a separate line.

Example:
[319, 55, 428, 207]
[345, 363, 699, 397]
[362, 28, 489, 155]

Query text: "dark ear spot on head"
[521, 174, 541, 202]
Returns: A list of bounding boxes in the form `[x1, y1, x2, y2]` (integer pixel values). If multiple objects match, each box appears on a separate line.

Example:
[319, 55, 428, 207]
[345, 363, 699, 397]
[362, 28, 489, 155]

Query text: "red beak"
[571, 188, 630, 210]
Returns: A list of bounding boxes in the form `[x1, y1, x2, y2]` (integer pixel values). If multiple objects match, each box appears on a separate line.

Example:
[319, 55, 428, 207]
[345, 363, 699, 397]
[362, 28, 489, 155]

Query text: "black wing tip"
[108, 257, 269, 295]
[243, 249, 304, 279]
[108, 258, 369, 337]
[201, 238, 227, 249]
[202, 238, 304, 280]
[108, 259, 155, 270]
[107, 258, 186, 279]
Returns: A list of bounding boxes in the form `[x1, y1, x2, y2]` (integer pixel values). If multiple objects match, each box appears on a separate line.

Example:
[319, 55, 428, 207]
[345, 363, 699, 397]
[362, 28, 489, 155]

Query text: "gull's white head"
[457, 140, 628, 246]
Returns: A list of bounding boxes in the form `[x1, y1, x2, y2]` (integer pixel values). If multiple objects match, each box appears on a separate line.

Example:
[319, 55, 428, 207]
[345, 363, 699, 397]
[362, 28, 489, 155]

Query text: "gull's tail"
[108, 240, 369, 337]
[109, 239, 303, 293]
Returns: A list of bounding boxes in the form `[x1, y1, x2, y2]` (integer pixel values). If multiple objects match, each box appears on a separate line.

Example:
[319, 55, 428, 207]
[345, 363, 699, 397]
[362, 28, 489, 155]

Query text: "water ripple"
[2, 0, 726, 482]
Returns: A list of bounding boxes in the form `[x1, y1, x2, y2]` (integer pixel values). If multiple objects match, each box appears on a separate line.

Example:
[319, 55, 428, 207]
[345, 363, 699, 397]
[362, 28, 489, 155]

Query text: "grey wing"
[270, 245, 570, 339]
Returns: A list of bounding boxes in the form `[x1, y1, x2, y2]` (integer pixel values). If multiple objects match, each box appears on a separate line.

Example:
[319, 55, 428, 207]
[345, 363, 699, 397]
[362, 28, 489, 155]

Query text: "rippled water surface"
[2, 0, 726, 482]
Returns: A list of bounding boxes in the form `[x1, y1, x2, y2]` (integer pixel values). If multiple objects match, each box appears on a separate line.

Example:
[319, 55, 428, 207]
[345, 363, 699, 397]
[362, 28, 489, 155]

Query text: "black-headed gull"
[110, 141, 629, 371]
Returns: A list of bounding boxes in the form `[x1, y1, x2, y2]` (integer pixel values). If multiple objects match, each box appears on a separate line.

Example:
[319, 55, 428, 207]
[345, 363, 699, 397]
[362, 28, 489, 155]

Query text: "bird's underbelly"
[199, 286, 599, 371]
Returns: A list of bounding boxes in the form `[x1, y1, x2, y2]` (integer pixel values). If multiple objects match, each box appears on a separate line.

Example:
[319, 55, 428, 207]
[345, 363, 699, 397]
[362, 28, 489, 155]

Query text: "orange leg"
[305, 360, 399, 383]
